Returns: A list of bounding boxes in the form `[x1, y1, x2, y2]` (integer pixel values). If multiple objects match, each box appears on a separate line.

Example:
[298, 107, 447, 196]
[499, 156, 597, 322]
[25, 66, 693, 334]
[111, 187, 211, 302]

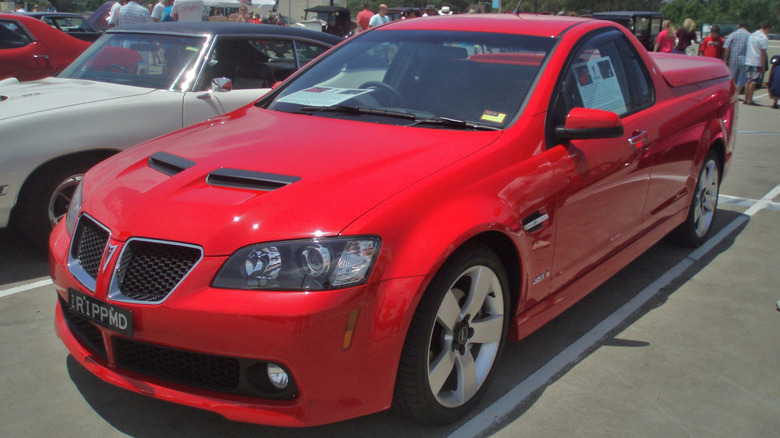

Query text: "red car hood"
[83, 105, 503, 255]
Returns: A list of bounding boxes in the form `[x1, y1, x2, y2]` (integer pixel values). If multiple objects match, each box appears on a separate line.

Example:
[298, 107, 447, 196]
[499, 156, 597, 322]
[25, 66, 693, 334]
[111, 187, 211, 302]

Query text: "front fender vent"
[148, 152, 196, 176]
[207, 168, 300, 191]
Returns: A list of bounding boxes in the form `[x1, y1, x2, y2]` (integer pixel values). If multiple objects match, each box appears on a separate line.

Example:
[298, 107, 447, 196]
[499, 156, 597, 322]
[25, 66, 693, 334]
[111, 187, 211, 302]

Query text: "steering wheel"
[359, 81, 408, 107]
[105, 64, 130, 74]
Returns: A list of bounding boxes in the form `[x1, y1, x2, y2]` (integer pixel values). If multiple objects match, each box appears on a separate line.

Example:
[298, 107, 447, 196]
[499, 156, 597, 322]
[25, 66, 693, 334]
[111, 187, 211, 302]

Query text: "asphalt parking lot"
[1, 90, 778, 437]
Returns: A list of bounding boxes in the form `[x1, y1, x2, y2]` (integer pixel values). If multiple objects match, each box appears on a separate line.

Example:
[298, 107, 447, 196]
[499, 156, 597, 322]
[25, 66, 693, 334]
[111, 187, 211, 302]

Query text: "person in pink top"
[654, 20, 675, 53]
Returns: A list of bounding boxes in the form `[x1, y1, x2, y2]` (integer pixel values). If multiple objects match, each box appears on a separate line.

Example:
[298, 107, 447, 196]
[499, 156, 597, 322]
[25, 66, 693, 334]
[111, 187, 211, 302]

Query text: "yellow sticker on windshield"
[186, 46, 199, 52]
[481, 110, 506, 124]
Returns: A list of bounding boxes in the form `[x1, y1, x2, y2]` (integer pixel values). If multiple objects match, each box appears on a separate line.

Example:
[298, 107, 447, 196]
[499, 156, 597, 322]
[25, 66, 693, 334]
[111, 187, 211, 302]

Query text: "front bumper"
[49, 220, 424, 427]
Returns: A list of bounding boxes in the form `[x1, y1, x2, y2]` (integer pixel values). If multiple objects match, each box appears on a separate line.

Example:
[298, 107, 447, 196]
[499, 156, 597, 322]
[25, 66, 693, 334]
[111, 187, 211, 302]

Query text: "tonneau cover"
[650, 53, 731, 87]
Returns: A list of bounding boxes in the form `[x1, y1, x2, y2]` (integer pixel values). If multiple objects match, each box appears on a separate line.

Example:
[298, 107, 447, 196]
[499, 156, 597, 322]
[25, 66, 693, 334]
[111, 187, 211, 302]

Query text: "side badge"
[532, 270, 550, 285]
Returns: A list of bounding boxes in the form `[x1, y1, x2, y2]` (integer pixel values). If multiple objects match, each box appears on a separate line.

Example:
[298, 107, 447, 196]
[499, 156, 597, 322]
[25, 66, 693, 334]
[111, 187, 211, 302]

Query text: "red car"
[49, 14, 736, 427]
[0, 13, 90, 81]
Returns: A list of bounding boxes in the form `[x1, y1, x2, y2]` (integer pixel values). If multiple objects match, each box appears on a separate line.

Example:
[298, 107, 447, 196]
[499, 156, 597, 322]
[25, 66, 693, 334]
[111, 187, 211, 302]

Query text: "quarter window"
[0, 21, 33, 49]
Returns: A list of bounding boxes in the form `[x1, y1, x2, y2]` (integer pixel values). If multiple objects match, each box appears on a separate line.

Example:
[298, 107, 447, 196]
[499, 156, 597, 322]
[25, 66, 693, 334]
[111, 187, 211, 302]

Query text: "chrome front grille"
[69, 215, 110, 291]
[110, 238, 202, 303]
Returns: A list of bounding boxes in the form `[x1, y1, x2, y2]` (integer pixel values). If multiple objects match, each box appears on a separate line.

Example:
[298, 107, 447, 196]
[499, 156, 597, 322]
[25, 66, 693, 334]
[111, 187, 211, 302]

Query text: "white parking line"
[0, 277, 53, 299]
[449, 183, 780, 438]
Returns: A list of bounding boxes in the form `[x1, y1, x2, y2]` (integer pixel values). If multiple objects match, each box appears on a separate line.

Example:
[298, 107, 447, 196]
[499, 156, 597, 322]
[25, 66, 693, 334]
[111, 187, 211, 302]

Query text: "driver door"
[546, 29, 656, 292]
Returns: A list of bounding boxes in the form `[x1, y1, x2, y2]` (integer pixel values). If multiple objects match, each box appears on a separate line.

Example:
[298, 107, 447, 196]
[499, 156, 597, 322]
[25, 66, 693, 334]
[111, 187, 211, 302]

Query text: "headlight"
[213, 236, 381, 291]
[65, 181, 83, 237]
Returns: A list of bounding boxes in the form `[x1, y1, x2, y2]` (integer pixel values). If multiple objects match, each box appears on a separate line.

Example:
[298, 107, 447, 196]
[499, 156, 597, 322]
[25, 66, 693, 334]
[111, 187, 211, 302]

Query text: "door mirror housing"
[555, 107, 624, 140]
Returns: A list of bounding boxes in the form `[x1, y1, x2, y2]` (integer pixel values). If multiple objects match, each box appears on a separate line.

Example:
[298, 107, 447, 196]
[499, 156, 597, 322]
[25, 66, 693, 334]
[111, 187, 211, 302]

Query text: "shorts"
[730, 63, 747, 87]
[746, 66, 763, 84]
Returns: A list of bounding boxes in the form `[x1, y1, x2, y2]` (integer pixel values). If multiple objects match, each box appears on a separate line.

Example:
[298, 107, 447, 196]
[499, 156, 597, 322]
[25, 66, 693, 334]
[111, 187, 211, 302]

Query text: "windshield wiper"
[409, 116, 501, 131]
[300, 105, 417, 120]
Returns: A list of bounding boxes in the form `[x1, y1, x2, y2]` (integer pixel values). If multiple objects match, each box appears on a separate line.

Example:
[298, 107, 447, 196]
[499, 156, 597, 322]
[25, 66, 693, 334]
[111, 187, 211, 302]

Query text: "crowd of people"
[655, 18, 777, 109]
[355, 2, 457, 33]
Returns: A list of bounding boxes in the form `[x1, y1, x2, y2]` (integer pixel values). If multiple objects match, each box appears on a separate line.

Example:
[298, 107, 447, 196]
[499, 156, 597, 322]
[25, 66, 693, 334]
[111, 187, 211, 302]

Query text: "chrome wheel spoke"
[463, 267, 496, 319]
[469, 314, 504, 344]
[437, 289, 462, 332]
[454, 349, 479, 404]
[429, 349, 456, 395]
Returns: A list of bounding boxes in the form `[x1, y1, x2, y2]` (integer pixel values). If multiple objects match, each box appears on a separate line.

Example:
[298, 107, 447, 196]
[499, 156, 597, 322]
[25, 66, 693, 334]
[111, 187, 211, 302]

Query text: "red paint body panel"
[49, 14, 736, 426]
[0, 13, 90, 81]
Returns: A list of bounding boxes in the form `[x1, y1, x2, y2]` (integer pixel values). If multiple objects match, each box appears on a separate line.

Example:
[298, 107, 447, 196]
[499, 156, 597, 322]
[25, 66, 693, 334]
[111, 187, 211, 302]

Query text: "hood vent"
[149, 152, 196, 176]
[207, 168, 300, 191]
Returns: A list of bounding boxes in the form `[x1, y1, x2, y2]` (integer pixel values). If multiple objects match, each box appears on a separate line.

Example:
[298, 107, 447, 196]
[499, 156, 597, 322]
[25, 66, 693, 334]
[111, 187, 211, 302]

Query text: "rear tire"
[394, 243, 510, 425]
[674, 150, 721, 247]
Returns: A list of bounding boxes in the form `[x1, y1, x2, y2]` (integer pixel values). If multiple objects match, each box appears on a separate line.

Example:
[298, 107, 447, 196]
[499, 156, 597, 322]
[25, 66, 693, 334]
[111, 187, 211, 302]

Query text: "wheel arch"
[708, 137, 726, 177]
[456, 231, 523, 320]
[11, 148, 119, 221]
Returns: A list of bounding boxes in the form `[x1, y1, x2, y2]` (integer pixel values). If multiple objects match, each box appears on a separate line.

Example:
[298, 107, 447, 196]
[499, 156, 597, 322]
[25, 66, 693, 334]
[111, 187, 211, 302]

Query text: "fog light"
[267, 363, 289, 389]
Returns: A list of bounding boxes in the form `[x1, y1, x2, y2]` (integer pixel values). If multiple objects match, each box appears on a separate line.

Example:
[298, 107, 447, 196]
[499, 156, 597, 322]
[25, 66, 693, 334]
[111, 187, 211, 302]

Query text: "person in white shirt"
[117, 0, 151, 26]
[744, 21, 771, 106]
[170, 0, 204, 22]
[107, 0, 126, 28]
[369, 3, 389, 28]
[15, 2, 27, 12]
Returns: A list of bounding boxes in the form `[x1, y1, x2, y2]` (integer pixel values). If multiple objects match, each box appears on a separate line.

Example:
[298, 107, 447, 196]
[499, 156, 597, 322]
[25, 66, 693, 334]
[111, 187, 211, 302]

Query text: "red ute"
[0, 13, 91, 81]
[49, 14, 736, 427]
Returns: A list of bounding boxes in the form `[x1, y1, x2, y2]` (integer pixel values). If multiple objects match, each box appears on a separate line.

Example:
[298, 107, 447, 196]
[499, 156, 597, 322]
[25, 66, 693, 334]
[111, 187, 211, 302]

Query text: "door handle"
[33, 54, 50, 60]
[628, 130, 648, 149]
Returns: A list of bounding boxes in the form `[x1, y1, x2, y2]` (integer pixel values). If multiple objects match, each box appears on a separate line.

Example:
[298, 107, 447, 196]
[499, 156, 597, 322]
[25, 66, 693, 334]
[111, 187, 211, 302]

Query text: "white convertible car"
[0, 22, 340, 246]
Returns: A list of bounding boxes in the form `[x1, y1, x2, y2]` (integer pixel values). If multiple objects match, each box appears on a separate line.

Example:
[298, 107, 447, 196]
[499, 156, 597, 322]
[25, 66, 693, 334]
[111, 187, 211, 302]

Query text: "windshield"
[59, 32, 207, 91]
[266, 30, 555, 129]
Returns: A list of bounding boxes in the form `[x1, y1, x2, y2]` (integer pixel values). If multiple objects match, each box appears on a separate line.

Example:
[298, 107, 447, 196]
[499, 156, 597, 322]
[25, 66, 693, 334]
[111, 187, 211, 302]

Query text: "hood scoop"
[149, 152, 196, 176]
[207, 168, 301, 191]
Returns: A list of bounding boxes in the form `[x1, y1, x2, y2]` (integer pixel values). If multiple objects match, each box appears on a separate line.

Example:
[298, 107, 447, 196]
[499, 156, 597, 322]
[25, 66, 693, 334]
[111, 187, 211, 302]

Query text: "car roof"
[108, 21, 343, 45]
[0, 12, 46, 23]
[592, 11, 664, 19]
[373, 13, 596, 38]
[22, 12, 85, 18]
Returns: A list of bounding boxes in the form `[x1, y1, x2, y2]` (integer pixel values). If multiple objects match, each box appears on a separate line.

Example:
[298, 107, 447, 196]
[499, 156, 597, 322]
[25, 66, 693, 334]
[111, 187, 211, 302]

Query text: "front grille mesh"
[114, 338, 241, 391]
[73, 218, 109, 280]
[116, 240, 201, 302]
[60, 297, 107, 358]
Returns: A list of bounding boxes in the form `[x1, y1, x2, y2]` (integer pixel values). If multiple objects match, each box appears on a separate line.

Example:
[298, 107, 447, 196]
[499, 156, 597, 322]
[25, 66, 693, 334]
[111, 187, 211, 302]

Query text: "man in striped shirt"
[117, 0, 151, 26]
[723, 21, 751, 96]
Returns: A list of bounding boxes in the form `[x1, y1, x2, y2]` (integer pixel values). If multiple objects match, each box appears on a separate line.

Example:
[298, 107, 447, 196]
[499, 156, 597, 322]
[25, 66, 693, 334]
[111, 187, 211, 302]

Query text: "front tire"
[394, 243, 510, 424]
[14, 156, 107, 249]
[674, 150, 721, 247]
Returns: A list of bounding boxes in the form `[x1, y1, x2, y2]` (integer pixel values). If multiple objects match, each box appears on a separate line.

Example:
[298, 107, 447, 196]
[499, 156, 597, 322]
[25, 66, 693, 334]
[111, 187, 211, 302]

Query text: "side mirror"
[211, 77, 233, 92]
[197, 77, 233, 99]
[555, 107, 624, 140]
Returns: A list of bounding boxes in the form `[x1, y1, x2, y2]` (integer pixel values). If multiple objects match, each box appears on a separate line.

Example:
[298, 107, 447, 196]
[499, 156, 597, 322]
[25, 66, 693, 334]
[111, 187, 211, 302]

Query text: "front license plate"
[68, 289, 133, 337]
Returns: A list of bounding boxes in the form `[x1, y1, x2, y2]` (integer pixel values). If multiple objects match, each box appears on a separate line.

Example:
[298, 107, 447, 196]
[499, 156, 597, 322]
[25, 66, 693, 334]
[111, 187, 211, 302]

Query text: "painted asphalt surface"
[1, 90, 778, 437]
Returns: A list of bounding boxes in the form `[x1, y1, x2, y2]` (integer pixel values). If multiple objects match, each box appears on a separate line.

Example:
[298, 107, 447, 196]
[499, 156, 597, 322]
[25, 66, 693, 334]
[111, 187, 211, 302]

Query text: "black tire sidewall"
[675, 150, 721, 247]
[394, 243, 510, 424]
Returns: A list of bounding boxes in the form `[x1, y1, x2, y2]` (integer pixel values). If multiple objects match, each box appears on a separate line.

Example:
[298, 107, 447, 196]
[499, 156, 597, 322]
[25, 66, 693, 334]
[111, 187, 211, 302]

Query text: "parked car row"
[40, 13, 734, 428]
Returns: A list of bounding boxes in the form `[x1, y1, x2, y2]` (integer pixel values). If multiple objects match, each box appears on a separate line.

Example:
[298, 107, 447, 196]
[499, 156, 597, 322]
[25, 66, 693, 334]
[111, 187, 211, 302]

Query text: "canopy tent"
[202, 0, 276, 9]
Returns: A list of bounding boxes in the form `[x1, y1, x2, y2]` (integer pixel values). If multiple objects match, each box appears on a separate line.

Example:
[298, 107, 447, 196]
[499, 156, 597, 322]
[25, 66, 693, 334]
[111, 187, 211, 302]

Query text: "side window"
[0, 21, 33, 50]
[199, 37, 292, 90]
[295, 42, 329, 68]
[547, 29, 654, 146]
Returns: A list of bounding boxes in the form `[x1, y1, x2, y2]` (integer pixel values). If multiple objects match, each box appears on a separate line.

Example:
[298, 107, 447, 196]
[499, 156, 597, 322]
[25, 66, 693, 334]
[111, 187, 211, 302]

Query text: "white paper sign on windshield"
[572, 57, 627, 115]
[277, 87, 373, 107]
